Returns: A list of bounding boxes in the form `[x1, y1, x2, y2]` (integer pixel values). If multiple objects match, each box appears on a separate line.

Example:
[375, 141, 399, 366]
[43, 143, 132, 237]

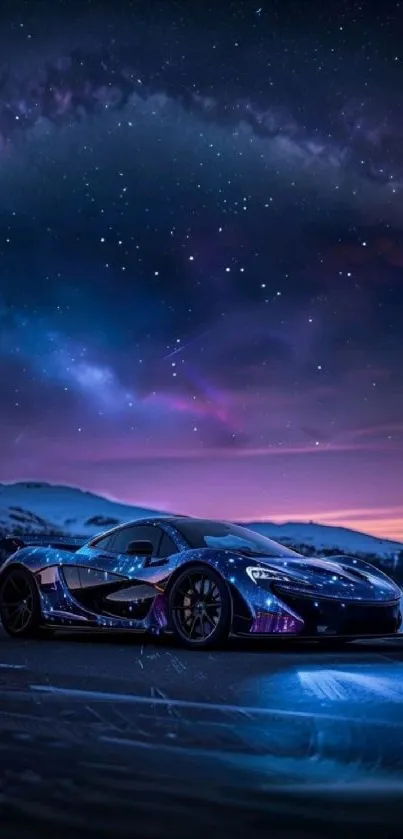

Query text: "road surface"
[1, 628, 403, 838]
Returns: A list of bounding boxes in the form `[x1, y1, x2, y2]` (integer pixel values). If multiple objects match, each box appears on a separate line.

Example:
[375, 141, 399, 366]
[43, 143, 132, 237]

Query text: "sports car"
[0, 516, 401, 649]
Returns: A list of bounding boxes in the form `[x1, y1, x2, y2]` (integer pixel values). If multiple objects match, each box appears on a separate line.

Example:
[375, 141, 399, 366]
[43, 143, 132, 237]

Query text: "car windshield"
[174, 519, 300, 557]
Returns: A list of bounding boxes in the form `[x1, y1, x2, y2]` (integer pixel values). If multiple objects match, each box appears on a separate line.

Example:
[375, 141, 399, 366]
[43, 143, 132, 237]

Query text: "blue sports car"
[0, 516, 401, 649]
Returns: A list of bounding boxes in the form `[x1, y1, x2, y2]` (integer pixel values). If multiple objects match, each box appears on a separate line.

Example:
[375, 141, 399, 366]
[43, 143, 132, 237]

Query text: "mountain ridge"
[0, 481, 402, 560]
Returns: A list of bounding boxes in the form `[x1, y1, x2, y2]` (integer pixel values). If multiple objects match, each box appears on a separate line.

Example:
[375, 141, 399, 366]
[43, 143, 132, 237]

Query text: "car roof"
[112, 515, 206, 527]
[120, 516, 234, 528]
[88, 515, 194, 544]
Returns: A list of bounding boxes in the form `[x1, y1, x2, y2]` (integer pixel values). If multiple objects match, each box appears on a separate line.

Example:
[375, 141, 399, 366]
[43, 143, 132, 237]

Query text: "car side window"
[158, 532, 178, 558]
[112, 525, 162, 556]
[91, 533, 117, 550]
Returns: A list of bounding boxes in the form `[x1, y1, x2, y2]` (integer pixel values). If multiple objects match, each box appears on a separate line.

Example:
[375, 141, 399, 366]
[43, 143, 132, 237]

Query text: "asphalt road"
[1, 629, 403, 839]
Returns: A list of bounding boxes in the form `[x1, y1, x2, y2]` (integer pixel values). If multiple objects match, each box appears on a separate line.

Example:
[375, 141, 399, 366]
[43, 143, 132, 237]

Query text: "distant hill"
[0, 482, 163, 538]
[0, 481, 402, 562]
[245, 521, 403, 562]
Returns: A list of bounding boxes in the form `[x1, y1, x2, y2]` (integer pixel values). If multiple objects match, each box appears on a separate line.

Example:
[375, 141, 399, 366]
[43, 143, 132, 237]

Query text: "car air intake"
[273, 585, 401, 636]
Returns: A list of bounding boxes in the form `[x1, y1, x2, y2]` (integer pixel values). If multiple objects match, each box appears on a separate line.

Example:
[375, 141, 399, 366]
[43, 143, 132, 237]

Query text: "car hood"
[241, 554, 401, 602]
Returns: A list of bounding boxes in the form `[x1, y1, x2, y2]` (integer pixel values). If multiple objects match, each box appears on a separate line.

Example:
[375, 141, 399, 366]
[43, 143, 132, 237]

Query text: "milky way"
[0, 0, 403, 537]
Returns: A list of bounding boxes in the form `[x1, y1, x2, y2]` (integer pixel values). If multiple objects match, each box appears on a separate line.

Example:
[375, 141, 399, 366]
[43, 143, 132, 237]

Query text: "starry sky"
[0, 0, 403, 539]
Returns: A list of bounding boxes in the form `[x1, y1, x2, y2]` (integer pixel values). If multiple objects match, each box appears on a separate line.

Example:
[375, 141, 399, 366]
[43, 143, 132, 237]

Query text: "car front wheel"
[169, 564, 231, 650]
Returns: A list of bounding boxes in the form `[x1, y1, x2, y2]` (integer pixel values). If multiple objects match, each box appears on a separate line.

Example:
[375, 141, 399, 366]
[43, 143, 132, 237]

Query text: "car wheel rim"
[1, 574, 34, 632]
[172, 572, 222, 642]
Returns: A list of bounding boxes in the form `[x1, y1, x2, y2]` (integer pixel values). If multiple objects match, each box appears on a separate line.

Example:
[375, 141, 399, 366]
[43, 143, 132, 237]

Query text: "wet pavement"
[1, 629, 403, 838]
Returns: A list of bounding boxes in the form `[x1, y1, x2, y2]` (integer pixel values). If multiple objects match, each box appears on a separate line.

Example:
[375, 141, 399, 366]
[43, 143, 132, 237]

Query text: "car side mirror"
[126, 540, 153, 557]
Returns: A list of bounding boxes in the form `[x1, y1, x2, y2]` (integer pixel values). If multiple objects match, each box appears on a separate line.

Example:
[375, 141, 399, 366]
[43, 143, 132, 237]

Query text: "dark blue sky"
[0, 0, 402, 538]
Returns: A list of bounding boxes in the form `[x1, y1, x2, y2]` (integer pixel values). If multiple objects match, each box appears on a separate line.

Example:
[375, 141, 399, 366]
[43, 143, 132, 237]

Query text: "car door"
[86, 524, 166, 619]
[62, 530, 126, 597]
[77, 523, 165, 587]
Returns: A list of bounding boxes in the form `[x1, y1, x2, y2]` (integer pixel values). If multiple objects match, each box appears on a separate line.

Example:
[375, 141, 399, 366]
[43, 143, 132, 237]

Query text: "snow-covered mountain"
[0, 481, 402, 561]
[0, 482, 162, 538]
[246, 521, 403, 561]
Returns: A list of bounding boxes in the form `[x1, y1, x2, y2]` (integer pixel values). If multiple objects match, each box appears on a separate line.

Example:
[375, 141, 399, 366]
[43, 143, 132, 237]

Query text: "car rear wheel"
[0, 566, 44, 638]
[169, 565, 231, 649]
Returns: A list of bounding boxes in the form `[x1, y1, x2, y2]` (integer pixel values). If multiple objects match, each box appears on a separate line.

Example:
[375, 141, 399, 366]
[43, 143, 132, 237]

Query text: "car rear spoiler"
[0, 534, 87, 565]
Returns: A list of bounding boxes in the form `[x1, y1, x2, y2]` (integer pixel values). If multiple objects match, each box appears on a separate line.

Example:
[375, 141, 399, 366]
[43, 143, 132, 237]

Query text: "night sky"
[0, 0, 402, 539]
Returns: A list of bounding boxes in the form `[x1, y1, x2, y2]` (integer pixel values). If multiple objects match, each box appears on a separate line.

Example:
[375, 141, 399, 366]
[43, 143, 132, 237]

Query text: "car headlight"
[246, 566, 292, 584]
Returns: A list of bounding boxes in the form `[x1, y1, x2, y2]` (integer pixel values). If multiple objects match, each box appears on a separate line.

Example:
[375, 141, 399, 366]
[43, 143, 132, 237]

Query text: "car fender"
[164, 550, 257, 625]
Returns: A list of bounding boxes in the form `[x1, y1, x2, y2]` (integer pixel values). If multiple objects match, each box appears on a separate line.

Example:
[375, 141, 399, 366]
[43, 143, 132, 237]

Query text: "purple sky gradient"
[0, 2, 403, 540]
